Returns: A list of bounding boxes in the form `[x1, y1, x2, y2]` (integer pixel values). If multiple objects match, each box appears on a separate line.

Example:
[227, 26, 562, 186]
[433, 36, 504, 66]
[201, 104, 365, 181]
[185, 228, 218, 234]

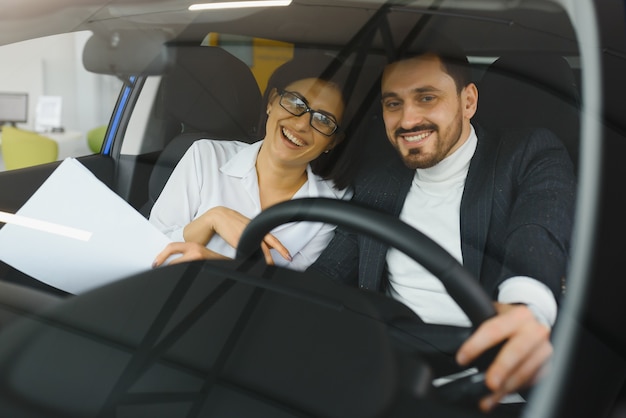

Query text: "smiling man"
[380, 53, 476, 170]
[310, 37, 577, 412]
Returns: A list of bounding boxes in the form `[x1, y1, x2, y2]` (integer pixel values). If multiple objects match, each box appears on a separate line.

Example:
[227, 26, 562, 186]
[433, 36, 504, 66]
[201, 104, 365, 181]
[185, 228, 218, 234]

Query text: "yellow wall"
[250, 38, 293, 93]
[205, 33, 293, 94]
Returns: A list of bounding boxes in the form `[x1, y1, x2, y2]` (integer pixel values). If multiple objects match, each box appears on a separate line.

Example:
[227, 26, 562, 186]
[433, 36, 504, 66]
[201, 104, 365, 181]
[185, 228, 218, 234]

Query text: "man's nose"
[400, 103, 425, 128]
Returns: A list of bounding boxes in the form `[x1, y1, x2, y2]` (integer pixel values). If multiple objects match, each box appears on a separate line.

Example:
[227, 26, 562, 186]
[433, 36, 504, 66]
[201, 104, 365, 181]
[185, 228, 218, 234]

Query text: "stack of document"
[0, 158, 173, 294]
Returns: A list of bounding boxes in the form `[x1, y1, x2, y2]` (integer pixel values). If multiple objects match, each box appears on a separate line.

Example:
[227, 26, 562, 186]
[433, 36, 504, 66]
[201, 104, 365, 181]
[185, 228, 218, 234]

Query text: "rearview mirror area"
[82, 29, 173, 78]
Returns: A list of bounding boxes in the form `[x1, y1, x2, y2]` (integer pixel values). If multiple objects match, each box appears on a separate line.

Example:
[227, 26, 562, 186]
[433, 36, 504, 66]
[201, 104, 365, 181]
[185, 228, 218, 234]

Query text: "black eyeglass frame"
[278, 90, 340, 136]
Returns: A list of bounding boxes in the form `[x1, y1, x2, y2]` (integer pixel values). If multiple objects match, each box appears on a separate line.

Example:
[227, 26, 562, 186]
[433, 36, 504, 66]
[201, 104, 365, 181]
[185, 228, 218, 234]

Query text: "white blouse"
[149, 139, 352, 271]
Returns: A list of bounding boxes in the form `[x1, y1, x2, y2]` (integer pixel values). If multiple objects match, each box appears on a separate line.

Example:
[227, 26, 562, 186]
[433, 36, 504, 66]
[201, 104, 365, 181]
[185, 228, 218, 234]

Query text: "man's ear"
[463, 83, 478, 119]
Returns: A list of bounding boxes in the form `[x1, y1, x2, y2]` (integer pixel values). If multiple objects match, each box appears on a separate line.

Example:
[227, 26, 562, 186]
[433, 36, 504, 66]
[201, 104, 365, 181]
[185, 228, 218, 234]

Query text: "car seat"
[474, 53, 581, 169]
[140, 46, 262, 217]
[0, 126, 59, 170]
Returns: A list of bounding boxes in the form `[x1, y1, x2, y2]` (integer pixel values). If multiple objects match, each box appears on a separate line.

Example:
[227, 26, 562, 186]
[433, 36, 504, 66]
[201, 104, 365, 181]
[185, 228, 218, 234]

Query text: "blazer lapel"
[460, 125, 497, 281]
[359, 159, 414, 291]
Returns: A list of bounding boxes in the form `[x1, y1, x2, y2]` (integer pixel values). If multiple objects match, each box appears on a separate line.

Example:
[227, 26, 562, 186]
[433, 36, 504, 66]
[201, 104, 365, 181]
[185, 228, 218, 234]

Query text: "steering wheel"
[237, 197, 495, 324]
[237, 197, 500, 404]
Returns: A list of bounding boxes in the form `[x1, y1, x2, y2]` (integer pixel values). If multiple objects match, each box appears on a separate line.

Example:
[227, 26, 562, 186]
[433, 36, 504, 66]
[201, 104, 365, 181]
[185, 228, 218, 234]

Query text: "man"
[309, 38, 576, 412]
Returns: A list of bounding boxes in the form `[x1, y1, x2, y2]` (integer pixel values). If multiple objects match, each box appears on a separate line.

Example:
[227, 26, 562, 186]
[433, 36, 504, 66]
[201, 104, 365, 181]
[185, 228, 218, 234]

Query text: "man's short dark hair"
[393, 33, 471, 93]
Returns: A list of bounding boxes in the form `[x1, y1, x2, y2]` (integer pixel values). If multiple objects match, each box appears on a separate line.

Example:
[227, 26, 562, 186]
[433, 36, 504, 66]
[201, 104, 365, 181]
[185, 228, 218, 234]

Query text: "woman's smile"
[281, 126, 306, 148]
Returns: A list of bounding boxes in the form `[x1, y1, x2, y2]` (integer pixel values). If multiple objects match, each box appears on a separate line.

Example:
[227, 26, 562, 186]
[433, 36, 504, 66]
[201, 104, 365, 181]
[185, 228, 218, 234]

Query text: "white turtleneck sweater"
[386, 125, 556, 327]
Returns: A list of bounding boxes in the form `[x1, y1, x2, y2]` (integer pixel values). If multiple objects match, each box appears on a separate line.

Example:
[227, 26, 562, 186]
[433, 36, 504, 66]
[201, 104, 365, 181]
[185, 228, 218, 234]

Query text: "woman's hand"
[183, 206, 292, 265]
[456, 303, 553, 412]
[152, 242, 228, 267]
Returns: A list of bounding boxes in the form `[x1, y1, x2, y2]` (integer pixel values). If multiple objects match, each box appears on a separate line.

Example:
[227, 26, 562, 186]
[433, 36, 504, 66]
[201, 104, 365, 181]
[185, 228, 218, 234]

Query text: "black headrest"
[141, 47, 262, 217]
[161, 46, 262, 138]
[475, 53, 580, 166]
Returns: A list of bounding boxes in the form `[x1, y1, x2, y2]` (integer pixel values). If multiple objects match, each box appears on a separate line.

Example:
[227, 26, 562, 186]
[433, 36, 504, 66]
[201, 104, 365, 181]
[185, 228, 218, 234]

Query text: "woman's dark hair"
[259, 52, 354, 190]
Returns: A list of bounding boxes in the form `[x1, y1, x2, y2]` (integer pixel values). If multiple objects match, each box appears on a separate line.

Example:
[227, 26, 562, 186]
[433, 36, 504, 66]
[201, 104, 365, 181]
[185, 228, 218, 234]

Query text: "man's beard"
[394, 124, 439, 169]
[396, 110, 464, 170]
[402, 147, 438, 170]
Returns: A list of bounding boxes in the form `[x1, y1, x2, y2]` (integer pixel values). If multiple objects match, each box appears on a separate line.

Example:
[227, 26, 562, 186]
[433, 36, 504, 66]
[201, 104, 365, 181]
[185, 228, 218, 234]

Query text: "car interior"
[137, 45, 264, 217]
[0, 0, 625, 417]
[474, 53, 581, 171]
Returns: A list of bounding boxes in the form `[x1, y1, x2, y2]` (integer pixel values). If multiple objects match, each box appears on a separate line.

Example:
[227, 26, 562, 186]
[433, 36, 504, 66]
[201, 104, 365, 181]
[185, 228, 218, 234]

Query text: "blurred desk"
[42, 131, 90, 160]
[0, 128, 90, 171]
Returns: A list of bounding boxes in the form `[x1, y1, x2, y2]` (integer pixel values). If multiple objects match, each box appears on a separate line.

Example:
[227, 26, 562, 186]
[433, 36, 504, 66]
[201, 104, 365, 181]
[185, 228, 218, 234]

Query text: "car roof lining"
[74, 0, 580, 72]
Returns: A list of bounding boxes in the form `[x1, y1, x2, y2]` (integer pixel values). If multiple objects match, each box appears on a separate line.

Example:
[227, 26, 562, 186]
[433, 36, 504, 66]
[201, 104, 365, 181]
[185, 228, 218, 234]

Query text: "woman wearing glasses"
[150, 56, 352, 270]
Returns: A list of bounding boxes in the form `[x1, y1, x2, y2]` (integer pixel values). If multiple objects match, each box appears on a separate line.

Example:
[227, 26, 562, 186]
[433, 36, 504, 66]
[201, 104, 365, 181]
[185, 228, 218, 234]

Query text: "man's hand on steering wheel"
[456, 302, 553, 412]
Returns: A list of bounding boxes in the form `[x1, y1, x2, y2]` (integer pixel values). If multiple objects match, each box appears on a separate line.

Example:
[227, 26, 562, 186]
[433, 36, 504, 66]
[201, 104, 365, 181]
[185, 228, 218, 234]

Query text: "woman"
[150, 56, 352, 270]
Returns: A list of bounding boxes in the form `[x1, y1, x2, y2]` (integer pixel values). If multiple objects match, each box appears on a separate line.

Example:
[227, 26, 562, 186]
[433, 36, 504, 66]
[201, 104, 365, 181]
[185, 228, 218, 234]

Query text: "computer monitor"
[0, 92, 28, 126]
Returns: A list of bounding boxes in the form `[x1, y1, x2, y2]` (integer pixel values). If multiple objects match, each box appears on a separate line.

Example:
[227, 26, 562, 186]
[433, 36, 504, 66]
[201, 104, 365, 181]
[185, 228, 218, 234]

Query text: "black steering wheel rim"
[237, 197, 496, 326]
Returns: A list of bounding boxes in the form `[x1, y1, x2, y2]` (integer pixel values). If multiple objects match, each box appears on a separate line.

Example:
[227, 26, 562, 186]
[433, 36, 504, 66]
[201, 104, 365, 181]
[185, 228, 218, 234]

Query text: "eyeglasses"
[278, 90, 340, 136]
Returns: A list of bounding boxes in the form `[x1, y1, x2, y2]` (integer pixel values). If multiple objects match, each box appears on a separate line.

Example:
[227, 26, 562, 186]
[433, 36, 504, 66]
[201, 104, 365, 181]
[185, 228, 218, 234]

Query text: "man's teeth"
[283, 128, 305, 146]
[404, 131, 431, 142]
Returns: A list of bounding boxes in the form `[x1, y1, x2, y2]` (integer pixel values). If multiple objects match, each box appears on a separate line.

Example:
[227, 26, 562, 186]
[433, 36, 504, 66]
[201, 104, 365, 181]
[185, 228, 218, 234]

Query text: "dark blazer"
[309, 124, 576, 303]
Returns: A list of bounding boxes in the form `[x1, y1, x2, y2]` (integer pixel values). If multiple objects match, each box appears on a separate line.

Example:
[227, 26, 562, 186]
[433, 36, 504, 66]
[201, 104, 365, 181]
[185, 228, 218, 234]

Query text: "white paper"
[0, 158, 173, 294]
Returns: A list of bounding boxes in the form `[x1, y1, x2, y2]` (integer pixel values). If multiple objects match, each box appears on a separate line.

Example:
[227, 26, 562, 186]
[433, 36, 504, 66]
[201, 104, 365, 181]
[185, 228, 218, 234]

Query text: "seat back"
[159, 46, 262, 137]
[140, 46, 262, 216]
[0, 126, 58, 170]
[474, 53, 581, 168]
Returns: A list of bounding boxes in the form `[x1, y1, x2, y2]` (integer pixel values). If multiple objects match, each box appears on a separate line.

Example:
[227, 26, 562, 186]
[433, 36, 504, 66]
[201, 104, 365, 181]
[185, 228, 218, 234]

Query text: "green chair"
[0, 126, 58, 171]
[86, 125, 107, 153]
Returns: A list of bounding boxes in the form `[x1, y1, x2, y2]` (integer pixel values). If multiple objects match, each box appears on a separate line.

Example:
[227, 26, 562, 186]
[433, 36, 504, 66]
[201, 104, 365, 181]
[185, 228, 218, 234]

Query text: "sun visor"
[82, 30, 172, 77]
